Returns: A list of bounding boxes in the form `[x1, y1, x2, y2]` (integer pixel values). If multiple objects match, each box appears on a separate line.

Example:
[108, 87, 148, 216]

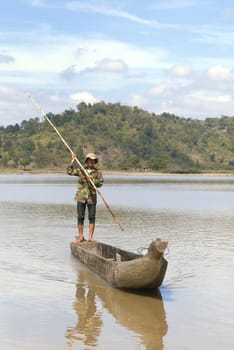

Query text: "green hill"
[1, 102, 234, 173]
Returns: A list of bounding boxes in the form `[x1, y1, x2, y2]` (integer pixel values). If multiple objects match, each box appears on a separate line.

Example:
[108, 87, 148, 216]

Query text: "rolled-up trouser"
[77, 201, 96, 225]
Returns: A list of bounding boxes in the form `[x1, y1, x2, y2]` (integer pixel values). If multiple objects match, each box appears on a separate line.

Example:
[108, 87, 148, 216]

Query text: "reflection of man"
[65, 272, 102, 348]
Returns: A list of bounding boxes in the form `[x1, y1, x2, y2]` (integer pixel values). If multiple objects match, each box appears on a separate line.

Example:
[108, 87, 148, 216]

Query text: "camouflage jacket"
[66, 164, 104, 204]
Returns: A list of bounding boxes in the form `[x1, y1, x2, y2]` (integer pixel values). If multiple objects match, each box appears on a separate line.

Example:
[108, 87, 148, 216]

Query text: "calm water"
[0, 173, 234, 350]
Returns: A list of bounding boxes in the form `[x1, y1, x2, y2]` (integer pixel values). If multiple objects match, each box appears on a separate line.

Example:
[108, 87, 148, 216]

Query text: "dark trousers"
[77, 201, 96, 225]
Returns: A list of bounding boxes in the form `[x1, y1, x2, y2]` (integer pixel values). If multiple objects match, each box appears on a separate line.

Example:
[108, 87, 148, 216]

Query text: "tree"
[19, 157, 31, 170]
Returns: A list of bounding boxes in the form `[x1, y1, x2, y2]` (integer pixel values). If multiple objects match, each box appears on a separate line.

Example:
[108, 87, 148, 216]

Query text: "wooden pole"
[26, 92, 124, 231]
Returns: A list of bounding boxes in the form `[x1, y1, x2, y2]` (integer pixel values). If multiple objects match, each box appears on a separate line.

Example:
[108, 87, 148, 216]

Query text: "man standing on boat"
[67, 153, 104, 243]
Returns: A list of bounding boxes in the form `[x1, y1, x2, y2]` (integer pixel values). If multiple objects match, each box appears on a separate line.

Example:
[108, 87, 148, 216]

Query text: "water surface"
[0, 174, 234, 349]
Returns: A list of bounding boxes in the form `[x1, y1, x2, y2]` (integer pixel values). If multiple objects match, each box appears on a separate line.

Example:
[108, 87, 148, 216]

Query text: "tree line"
[0, 101, 234, 173]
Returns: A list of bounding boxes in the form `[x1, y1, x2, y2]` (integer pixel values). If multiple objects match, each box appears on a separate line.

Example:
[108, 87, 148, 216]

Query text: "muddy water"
[0, 174, 234, 350]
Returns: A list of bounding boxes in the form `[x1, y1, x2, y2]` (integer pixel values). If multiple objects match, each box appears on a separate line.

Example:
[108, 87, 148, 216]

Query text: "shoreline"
[0, 168, 233, 177]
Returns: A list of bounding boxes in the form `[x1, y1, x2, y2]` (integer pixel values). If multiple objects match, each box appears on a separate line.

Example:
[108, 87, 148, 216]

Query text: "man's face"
[86, 158, 95, 168]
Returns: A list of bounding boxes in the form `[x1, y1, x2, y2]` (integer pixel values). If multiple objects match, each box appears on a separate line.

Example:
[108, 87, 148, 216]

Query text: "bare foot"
[73, 237, 85, 243]
[88, 238, 96, 242]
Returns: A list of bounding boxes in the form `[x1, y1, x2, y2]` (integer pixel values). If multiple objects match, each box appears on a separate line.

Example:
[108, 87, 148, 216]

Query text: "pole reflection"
[65, 266, 168, 350]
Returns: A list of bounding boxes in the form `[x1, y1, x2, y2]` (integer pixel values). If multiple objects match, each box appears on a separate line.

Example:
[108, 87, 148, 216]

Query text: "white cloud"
[1, 5, 234, 126]
[170, 64, 192, 77]
[96, 58, 128, 73]
[125, 80, 234, 119]
[0, 87, 72, 126]
[150, 83, 174, 97]
[48, 94, 65, 103]
[65, 1, 154, 26]
[128, 94, 148, 107]
[69, 92, 98, 105]
[79, 58, 128, 75]
[0, 87, 36, 125]
[184, 91, 232, 104]
[208, 66, 233, 81]
[60, 58, 128, 81]
[0, 31, 168, 87]
[170, 91, 234, 118]
[75, 47, 89, 57]
[60, 65, 77, 81]
[0, 54, 15, 64]
[193, 27, 234, 47]
[0, 86, 15, 96]
[216, 95, 232, 103]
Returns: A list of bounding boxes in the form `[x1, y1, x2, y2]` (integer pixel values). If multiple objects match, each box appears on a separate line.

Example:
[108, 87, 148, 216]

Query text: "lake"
[0, 173, 234, 350]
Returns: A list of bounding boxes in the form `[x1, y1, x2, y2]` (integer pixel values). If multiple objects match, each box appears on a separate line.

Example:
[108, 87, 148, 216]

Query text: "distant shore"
[0, 168, 233, 177]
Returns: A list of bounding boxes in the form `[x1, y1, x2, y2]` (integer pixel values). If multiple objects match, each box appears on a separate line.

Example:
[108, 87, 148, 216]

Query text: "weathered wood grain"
[70, 239, 168, 290]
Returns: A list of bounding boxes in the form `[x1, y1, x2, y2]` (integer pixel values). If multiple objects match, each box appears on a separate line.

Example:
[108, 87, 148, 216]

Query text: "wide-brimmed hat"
[85, 153, 98, 163]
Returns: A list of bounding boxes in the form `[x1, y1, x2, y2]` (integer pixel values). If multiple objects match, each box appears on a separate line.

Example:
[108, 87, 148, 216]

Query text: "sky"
[1, 0, 234, 126]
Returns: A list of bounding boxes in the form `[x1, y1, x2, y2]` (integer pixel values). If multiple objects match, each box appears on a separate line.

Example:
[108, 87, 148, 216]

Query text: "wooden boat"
[70, 239, 168, 290]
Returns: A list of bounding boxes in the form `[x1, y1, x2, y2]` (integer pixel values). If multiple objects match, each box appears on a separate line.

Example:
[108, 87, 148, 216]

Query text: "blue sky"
[1, 0, 234, 126]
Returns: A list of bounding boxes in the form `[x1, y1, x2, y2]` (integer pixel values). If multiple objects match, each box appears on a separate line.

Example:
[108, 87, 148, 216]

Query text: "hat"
[85, 153, 98, 164]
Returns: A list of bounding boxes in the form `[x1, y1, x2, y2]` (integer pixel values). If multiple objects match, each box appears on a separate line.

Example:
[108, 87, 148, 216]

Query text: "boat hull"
[70, 239, 168, 290]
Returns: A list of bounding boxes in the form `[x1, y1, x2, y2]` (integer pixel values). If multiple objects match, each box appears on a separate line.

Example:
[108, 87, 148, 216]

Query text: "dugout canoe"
[70, 239, 168, 290]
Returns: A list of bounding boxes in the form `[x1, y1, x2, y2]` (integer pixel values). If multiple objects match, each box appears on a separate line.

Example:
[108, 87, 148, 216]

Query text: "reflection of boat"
[65, 267, 168, 350]
[70, 239, 168, 289]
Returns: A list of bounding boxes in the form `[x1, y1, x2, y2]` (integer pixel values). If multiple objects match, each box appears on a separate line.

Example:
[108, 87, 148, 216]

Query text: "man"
[67, 152, 104, 243]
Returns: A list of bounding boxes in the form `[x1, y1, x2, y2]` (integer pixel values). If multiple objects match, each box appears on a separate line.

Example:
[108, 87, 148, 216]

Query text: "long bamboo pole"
[26, 92, 124, 231]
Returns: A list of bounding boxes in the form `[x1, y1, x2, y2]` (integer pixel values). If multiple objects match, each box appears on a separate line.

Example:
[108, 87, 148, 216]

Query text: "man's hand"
[71, 153, 77, 164]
